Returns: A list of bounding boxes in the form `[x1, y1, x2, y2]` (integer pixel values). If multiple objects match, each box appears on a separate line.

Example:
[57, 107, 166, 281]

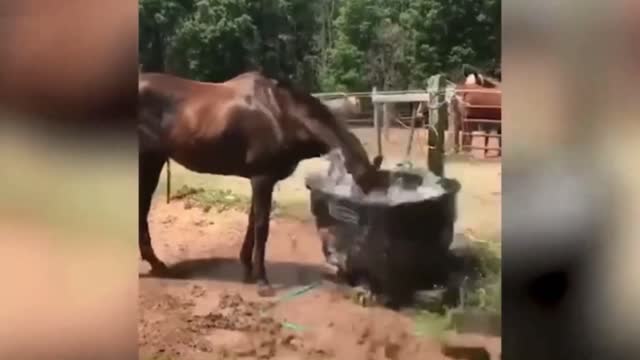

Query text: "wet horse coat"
[138, 71, 382, 295]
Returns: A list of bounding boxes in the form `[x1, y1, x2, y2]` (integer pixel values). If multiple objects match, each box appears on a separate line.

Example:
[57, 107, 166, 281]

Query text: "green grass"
[462, 241, 501, 313]
[169, 184, 312, 221]
[171, 185, 252, 213]
[413, 240, 501, 338]
[413, 310, 455, 340]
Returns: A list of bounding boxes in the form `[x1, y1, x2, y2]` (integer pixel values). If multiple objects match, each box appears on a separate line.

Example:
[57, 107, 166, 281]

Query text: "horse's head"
[344, 95, 361, 112]
[323, 95, 361, 119]
[351, 155, 382, 194]
[464, 71, 499, 89]
[465, 72, 484, 86]
[344, 150, 385, 194]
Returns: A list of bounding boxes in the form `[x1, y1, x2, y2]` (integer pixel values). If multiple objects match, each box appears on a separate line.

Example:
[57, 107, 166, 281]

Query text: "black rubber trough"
[306, 169, 462, 305]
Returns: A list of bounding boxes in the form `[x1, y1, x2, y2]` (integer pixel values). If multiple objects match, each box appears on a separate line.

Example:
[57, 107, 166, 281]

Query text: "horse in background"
[139, 71, 383, 296]
[415, 70, 501, 157]
[457, 71, 502, 157]
[321, 95, 362, 119]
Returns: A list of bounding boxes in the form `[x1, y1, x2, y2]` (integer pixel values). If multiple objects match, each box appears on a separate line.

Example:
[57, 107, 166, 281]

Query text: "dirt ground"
[139, 128, 501, 359]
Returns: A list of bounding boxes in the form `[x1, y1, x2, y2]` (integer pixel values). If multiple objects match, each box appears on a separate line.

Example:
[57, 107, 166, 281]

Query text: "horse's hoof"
[242, 270, 255, 284]
[257, 281, 275, 297]
[149, 262, 169, 276]
[351, 286, 377, 307]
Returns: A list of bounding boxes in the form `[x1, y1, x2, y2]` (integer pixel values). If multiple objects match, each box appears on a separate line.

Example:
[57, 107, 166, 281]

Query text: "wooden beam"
[371, 93, 430, 103]
[459, 132, 502, 138]
[461, 145, 502, 151]
[462, 119, 502, 124]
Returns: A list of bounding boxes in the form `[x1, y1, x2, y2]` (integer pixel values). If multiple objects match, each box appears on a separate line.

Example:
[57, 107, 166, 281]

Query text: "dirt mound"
[186, 292, 288, 359]
[139, 288, 329, 360]
[190, 293, 276, 332]
[138, 291, 197, 359]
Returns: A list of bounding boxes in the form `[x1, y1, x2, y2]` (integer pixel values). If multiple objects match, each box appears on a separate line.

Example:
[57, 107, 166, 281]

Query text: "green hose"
[261, 281, 322, 333]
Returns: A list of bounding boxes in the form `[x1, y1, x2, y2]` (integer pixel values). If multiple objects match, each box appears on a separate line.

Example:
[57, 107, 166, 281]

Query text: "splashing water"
[310, 149, 446, 205]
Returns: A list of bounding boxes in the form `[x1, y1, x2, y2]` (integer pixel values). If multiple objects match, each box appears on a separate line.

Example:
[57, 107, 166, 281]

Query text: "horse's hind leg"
[245, 176, 276, 297]
[139, 150, 168, 274]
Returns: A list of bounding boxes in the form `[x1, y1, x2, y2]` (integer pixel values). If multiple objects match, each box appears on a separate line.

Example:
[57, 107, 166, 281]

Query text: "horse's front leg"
[497, 126, 502, 157]
[239, 205, 255, 283]
[484, 125, 490, 158]
[248, 176, 276, 296]
[139, 151, 168, 274]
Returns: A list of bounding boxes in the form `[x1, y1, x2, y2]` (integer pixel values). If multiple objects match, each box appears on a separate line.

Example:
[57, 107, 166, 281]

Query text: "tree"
[168, 0, 259, 81]
[139, 0, 194, 72]
[409, 0, 500, 86]
[138, 0, 501, 91]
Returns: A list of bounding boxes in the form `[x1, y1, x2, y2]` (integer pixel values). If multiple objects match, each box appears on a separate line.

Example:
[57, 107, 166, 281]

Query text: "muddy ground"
[139, 128, 501, 359]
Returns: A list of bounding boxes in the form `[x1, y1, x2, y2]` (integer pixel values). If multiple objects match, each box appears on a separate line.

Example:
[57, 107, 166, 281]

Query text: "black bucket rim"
[305, 171, 461, 207]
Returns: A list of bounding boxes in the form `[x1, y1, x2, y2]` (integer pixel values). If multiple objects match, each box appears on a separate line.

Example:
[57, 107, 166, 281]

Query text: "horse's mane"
[272, 76, 341, 130]
[270, 74, 371, 166]
[461, 64, 501, 87]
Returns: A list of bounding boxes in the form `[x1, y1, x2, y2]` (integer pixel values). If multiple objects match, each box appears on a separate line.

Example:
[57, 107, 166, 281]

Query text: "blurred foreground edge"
[0, 0, 137, 129]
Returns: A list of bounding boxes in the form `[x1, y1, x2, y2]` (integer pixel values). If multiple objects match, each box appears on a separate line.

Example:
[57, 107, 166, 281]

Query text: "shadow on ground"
[140, 256, 327, 289]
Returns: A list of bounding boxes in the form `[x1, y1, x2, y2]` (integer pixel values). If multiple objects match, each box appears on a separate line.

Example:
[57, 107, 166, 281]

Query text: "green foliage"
[171, 185, 291, 217]
[168, 0, 259, 81]
[462, 241, 501, 313]
[139, 0, 500, 91]
[413, 240, 501, 338]
[171, 185, 251, 213]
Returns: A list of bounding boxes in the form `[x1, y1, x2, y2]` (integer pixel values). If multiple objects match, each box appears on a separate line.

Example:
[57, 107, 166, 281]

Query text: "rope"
[425, 99, 449, 109]
[404, 108, 418, 162]
[374, 77, 459, 162]
[424, 123, 440, 149]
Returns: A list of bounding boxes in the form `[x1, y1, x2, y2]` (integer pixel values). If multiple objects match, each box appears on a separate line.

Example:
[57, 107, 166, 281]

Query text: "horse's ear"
[462, 64, 471, 77]
[372, 155, 383, 169]
[472, 72, 483, 85]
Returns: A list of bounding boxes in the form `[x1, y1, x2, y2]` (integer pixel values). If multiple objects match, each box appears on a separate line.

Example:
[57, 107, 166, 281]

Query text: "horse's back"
[139, 72, 221, 98]
[456, 84, 501, 120]
[139, 71, 299, 175]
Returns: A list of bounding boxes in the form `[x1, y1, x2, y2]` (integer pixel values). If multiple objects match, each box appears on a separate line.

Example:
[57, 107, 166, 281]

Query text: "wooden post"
[450, 94, 461, 153]
[427, 74, 447, 176]
[382, 103, 391, 140]
[372, 87, 382, 158]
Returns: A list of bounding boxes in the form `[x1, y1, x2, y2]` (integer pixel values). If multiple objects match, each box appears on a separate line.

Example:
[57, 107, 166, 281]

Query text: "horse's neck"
[278, 86, 370, 173]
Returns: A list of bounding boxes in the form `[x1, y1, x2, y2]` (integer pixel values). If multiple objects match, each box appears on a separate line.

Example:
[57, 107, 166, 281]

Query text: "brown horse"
[415, 72, 501, 157]
[139, 71, 383, 295]
[456, 72, 502, 156]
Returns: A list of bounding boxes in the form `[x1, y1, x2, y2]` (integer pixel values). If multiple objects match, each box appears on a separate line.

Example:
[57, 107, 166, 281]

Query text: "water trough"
[305, 151, 462, 305]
